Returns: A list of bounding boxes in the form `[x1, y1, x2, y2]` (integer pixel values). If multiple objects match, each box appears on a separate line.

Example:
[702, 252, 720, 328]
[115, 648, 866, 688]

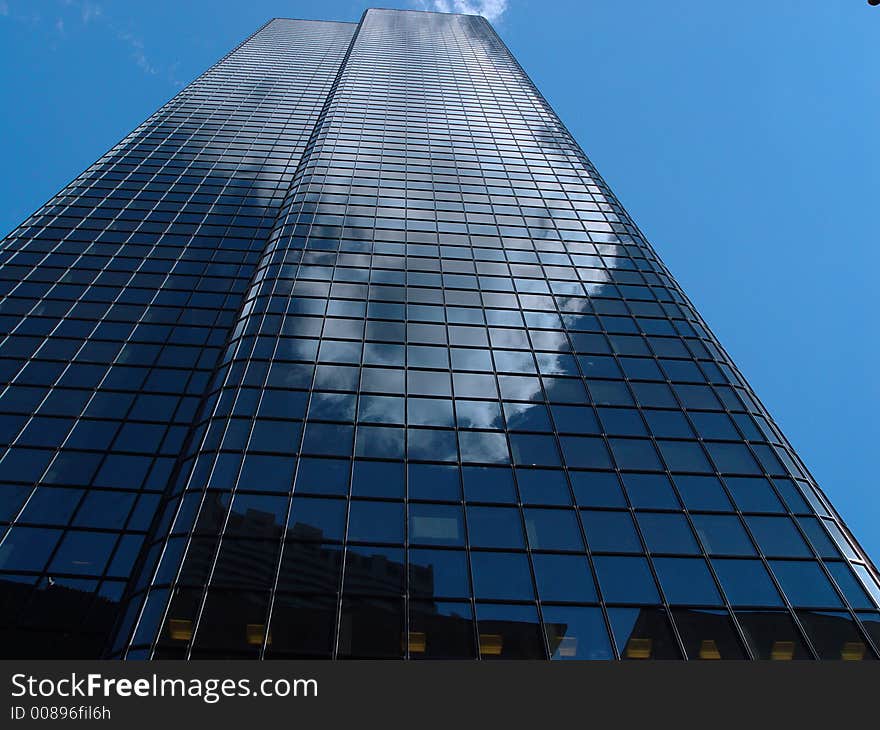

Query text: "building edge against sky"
[0, 8, 878, 660]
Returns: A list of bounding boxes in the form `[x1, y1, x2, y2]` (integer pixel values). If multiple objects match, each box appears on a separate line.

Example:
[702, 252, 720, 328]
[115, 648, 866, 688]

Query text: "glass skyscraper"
[1, 8, 877, 661]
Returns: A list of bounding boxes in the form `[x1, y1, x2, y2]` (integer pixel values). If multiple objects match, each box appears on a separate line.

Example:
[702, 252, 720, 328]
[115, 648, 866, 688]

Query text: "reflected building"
[0, 9, 878, 660]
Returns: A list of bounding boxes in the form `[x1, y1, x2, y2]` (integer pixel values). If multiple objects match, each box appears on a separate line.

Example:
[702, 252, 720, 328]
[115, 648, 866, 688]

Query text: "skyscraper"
[0, 8, 877, 661]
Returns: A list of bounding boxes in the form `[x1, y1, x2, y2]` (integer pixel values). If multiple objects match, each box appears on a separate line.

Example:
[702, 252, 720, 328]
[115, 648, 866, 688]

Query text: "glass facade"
[1, 9, 878, 660]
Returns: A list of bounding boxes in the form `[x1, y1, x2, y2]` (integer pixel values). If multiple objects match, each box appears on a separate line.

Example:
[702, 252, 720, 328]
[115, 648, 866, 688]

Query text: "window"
[745, 516, 811, 558]
[712, 559, 782, 607]
[543, 606, 612, 660]
[470, 552, 534, 600]
[769, 560, 842, 608]
[607, 607, 680, 659]
[724, 477, 784, 513]
[338, 597, 404, 659]
[692, 514, 755, 556]
[570, 471, 626, 508]
[673, 475, 732, 511]
[593, 556, 659, 604]
[462, 466, 517, 503]
[475, 603, 545, 659]
[637, 513, 699, 554]
[409, 549, 471, 599]
[622, 473, 679, 509]
[467, 506, 525, 548]
[524, 508, 584, 550]
[532, 553, 597, 603]
[581, 510, 642, 553]
[409, 503, 464, 547]
[288, 497, 346, 542]
[409, 600, 475, 659]
[346, 501, 404, 544]
[735, 610, 811, 660]
[351, 460, 404, 498]
[653, 557, 722, 605]
[797, 611, 874, 661]
[517, 469, 571, 506]
[408, 463, 460, 501]
[672, 609, 747, 659]
[0, 526, 62, 571]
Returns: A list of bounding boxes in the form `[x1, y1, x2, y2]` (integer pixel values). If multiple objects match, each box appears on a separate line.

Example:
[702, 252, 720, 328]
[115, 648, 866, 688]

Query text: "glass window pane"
[735, 610, 812, 660]
[509, 433, 560, 466]
[692, 514, 755, 556]
[581, 510, 642, 553]
[408, 463, 460, 501]
[459, 431, 510, 464]
[191, 589, 268, 657]
[409, 600, 475, 659]
[516, 468, 571, 506]
[347, 501, 404, 543]
[467, 506, 525, 548]
[0, 526, 63, 571]
[594, 556, 659, 604]
[725, 477, 784, 513]
[712, 559, 782, 606]
[294, 458, 349, 496]
[343, 546, 405, 595]
[672, 608, 747, 659]
[287, 497, 345, 542]
[470, 552, 534, 601]
[409, 548, 471, 599]
[797, 611, 875, 661]
[570, 471, 626, 508]
[637, 513, 699, 554]
[673, 475, 732, 511]
[524, 508, 584, 551]
[338, 597, 404, 659]
[653, 557, 722, 605]
[408, 503, 464, 547]
[559, 436, 612, 469]
[745, 516, 812, 558]
[609, 438, 662, 470]
[351, 460, 404, 498]
[543, 606, 612, 660]
[475, 602, 545, 659]
[267, 594, 335, 658]
[462, 466, 516, 503]
[622, 473, 679, 509]
[826, 562, 878, 611]
[769, 560, 842, 608]
[532, 553, 597, 603]
[608, 607, 681, 659]
[277, 543, 342, 594]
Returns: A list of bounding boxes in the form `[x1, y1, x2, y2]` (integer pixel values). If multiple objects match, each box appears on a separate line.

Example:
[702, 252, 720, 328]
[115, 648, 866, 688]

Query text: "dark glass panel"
[475, 603, 546, 659]
[338, 597, 404, 659]
[797, 611, 875, 661]
[543, 606, 613, 660]
[608, 607, 681, 659]
[735, 610, 812, 660]
[408, 600, 476, 659]
[672, 609, 747, 659]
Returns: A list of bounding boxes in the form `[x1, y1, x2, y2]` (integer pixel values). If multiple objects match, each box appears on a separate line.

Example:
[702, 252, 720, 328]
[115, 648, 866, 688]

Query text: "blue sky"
[1, 0, 877, 561]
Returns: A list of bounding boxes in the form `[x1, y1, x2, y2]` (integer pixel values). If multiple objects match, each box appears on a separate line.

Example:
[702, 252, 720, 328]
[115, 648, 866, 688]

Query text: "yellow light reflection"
[770, 641, 794, 660]
[625, 638, 652, 659]
[699, 639, 721, 660]
[167, 619, 192, 642]
[479, 633, 503, 656]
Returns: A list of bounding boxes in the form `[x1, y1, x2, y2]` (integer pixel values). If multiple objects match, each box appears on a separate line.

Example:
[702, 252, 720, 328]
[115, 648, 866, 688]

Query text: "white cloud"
[418, 0, 509, 23]
[116, 30, 157, 75]
[80, 1, 101, 24]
